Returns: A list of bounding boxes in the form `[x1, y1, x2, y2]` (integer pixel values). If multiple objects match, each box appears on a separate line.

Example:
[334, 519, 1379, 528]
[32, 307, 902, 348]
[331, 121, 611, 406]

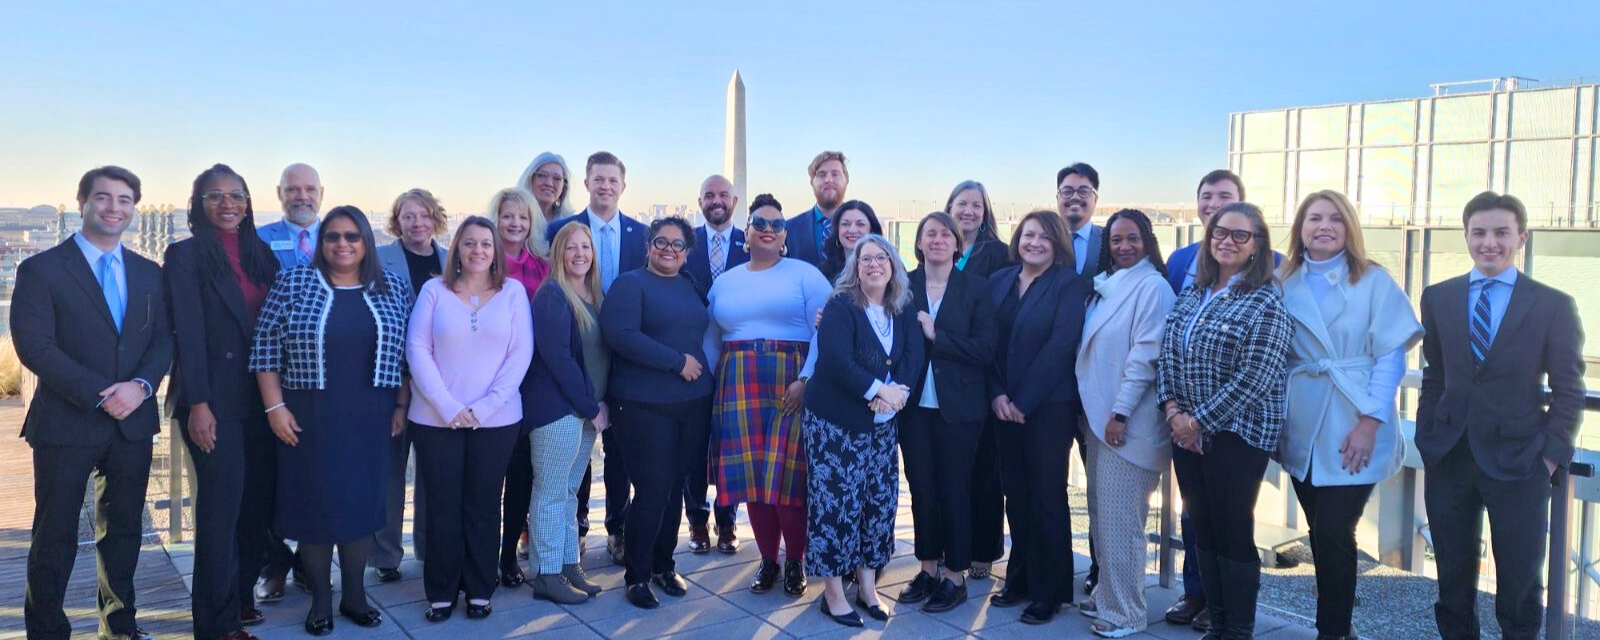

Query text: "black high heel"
[425, 603, 455, 622]
[304, 614, 334, 636]
[339, 605, 383, 628]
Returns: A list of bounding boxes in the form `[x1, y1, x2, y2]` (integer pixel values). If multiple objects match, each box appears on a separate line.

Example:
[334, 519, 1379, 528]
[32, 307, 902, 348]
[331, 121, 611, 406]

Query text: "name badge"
[271, 240, 293, 251]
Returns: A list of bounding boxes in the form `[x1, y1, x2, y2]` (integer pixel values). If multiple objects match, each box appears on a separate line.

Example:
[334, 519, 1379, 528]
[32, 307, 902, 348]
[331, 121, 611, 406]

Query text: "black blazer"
[1416, 273, 1587, 481]
[907, 267, 999, 424]
[545, 209, 649, 275]
[522, 283, 600, 428]
[12, 237, 173, 445]
[684, 225, 750, 295]
[163, 238, 271, 422]
[805, 293, 926, 431]
[960, 238, 1013, 279]
[783, 207, 826, 269]
[986, 264, 1090, 415]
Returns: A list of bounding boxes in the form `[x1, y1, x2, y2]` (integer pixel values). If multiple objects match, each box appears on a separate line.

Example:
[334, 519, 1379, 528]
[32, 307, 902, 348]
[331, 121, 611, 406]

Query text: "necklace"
[869, 308, 892, 337]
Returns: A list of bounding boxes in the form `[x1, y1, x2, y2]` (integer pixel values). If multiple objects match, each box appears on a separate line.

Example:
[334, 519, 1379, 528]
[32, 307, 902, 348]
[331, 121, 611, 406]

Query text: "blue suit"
[545, 209, 649, 278]
[783, 206, 827, 269]
[684, 226, 749, 296]
[1165, 242, 1285, 294]
[257, 219, 318, 270]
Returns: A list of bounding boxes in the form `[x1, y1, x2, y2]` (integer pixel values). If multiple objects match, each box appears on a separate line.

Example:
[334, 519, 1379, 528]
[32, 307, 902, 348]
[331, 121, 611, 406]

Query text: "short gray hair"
[831, 234, 912, 315]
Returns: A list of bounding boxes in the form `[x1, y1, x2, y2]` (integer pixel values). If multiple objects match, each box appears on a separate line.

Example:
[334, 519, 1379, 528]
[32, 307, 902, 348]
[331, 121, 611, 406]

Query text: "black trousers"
[179, 414, 275, 639]
[602, 426, 631, 536]
[1292, 473, 1375, 638]
[970, 420, 1006, 564]
[500, 429, 533, 571]
[900, 407, 983, 571]
[994, 401, 1076, 608]
[411, 423, 520, 602]
[618, 396, 712, 585]
[683, 449, 737, 531]
[1424, 439, 1550, 640]
[26, 437, 153, 640]
[1172, 431, 1269, 563]
[577, 464, 592, 538]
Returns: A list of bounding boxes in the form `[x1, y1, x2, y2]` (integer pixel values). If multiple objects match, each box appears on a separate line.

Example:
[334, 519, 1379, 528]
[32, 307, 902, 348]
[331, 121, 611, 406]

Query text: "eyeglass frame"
[1057, 185, 1098, 199]
[650, 237, 689, 252]
[1208, 226, 1259, 244]
[202, 191, 250, 204]
[748, 216, 787, 233]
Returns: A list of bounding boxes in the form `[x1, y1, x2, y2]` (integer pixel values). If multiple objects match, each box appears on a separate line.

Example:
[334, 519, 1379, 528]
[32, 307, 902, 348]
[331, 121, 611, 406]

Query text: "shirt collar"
[1073, 223, 1093, 241]
[73, 232, 123, 265]
[587, 209, 622, 232]
[284, 218, 319, 235]
[707, 225, 733, 244]
[1469, 267, 1519, 289]
[813, 205, 828, 222]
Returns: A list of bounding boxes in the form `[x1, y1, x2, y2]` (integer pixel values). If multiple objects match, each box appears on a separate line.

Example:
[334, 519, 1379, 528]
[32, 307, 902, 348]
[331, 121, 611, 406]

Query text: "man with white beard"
[259, 163, 323, 268]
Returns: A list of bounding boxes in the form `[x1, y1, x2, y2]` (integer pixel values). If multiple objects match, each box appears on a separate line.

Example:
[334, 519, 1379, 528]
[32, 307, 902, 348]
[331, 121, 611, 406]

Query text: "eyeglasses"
[1057, 186, 1097, 199]
[650, 237, 688, 252]
[323, 231, 364, 244]
[748, 217, 786, 233]
[858, 254, 892, 265]
[203, 191, 249, 205]
[532, 171, 564, 184]
[1209, 226, 1258, 244]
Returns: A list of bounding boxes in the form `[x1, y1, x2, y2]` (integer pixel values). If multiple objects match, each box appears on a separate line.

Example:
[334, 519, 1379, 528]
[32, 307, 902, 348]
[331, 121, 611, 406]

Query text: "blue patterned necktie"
[1470, 280, 1495, 366]
[710, 233, 725, 279]
[820, 209, 833, 239]
[100, 253, 124, 332]
[600, 225, 617, 292]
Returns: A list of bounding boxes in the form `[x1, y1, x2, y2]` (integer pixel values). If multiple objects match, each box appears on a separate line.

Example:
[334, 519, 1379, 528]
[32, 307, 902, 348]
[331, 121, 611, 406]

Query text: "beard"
[704, 203, 730, 226]
[816, 190, 843, 212]
[285, 205, 319, 225]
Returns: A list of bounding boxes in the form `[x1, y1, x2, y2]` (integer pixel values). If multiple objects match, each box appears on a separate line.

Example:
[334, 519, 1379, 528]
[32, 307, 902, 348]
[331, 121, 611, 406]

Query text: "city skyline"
[3, 1, 1598, 216]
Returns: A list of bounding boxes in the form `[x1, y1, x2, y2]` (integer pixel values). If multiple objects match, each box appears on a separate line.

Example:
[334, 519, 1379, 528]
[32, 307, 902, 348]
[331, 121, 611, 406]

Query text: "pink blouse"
[506, 246, 551, 295]
[406, 278, 535, 428]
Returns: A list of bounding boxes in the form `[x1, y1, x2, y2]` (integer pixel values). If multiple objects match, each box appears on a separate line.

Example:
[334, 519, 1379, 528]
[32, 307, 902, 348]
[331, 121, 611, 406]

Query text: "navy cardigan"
[804, 292, 926, 431]
[522, 282, 600, 427]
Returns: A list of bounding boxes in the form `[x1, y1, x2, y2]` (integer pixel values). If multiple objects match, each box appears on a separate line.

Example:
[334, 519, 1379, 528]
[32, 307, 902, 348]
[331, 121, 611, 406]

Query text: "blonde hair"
[1281, 190, 1374, 284]
[547, 222, 603, 332]
[832, 234, 912, 315]
[489, 187, 550, 257]
[386, 188, 449, 240]
[807, 150, 849, 178]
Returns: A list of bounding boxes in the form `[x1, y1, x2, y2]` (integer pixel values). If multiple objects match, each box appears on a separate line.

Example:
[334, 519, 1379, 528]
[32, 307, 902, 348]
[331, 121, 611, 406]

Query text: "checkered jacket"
[1156, 282, 1293, 451]
[248, 265, 413, 390]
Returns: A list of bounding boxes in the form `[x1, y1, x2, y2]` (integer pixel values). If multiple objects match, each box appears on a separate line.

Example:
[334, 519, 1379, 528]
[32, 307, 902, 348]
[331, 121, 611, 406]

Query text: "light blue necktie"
[600, 225, 617, 293]
[1471, 280, 1496, 366]
[99, 253, 124, 332]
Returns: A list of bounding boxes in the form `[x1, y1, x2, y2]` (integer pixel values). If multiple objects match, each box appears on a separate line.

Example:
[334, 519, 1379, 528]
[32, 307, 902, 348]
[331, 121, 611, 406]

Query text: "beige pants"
[1084, 434, 1162, 629]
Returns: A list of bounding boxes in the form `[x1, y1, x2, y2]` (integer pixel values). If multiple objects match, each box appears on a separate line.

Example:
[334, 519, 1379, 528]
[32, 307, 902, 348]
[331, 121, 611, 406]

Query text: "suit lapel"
[1482, 276, 1535, 368]
[1439, 276, 1475, 367]
[208, 268, 251, 331]
[1013, 267, 1056, 338]
[121, 255, 152, 338]
[61, 243, 119, 332]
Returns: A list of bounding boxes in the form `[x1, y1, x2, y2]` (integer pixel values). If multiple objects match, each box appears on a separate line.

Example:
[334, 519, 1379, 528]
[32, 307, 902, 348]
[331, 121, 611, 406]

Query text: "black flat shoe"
[338, 606, 382, 628]
[239, 606, 265, 626]
[374, 567, 402, 583]
[1020, 602, 1062, 625]
[651, 571, 688, 597]
[782, 559, 807, 597]
[499, 567, 526, 588]
[304, 615, 333, 636]
[750, 559, 781, 593]
[990, 587, 1029, 608]
[466, 602, 492, 619]
[922, 578, 968, 613]
[897, 571, 936, 604]
[854, 593, 889, 621]
[819, 597, 864, 627]
[625, 582, 659, 609]
[424, 604, 454, 622]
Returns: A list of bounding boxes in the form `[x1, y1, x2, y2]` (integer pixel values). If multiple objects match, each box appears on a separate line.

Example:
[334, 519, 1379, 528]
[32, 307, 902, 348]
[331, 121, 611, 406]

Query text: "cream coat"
[1278, 261, 1422, 486]
[1075, 260, 1177, 473]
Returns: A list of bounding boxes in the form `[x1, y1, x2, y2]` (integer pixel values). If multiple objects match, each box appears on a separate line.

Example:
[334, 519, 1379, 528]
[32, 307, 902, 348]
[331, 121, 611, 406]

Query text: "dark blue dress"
[276, 286, 397, 544]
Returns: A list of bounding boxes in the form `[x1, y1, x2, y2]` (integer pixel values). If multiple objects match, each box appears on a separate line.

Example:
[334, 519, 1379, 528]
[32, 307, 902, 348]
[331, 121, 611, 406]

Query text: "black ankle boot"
[1197, 549, 1227, 639]
[1216, 555, 1261, 639]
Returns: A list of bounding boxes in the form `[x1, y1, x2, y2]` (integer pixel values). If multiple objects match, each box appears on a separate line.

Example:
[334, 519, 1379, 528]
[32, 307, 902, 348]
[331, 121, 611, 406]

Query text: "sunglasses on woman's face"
[323, 231, 364, 244]
[748, 216, 786, 233]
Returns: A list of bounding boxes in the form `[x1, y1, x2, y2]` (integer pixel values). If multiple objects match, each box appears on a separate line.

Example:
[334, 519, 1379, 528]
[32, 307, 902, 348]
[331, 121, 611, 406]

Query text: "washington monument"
[724, 70, 747, 218]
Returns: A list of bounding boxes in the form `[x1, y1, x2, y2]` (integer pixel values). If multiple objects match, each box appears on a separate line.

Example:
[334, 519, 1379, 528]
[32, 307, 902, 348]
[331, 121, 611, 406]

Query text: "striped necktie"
[1470, 280, 1496, 366]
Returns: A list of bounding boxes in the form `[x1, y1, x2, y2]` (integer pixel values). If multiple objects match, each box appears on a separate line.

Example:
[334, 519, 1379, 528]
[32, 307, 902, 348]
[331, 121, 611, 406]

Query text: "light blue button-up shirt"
[1072, 223, 1092, 274]
[1467, 267, 1518, 344]
[587, 209, 623, 291]
[73, 233, 127, 309]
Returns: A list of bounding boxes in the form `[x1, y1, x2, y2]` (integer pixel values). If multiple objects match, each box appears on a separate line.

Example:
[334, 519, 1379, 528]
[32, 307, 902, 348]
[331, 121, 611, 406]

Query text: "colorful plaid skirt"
[712, 339, 810, 507]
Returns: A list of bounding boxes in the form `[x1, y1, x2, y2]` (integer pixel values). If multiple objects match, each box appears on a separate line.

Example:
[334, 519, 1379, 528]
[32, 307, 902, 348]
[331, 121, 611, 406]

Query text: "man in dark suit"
[1417, 191, 1586, 640]
[783, 150, 849, 269]
[681, 175, 749, 554]
[1055, 162, 1103, 276]
[544, 151, 647, 565]
[16, 166, 173, 640]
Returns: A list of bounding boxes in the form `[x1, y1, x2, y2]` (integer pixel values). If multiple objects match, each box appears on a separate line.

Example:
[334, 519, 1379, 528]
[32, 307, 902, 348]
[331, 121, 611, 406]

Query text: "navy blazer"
[684, 225, 750, 295]
[1416, 273, 1587, 480]
[960, 238, 1013, 279]
[783, 207, 826, 269]
[907, 267, 999, 424]
[805, 293, 926, 432]
[1165, 242, 1285, 294]
[12, 238, 173, 445]
[545, 209, 649, 276]
[523, 282, 601, 428]
[163, 238, 273, 421]
[986, 265, 1090, 415]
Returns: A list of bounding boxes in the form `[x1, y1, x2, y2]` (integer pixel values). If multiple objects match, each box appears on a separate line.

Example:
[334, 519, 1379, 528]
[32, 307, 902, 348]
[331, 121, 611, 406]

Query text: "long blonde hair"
[1281, 190, 1375, 284]
[547, 222, 603, 332]
[488, 187, 551, 258]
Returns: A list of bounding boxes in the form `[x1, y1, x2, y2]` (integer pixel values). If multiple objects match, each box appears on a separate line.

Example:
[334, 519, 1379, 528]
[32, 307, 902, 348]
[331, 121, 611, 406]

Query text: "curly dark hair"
[1095, 208, 1168, 278]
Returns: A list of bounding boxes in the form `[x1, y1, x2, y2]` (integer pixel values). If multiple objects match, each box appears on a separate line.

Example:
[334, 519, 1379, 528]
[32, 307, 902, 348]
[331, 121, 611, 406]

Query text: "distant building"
[1229, 77, 1599, 226]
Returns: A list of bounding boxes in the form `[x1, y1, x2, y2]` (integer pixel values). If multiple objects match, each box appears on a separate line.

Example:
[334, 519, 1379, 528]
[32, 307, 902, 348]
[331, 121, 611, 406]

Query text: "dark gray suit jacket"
[1416, 272, 1586, 481]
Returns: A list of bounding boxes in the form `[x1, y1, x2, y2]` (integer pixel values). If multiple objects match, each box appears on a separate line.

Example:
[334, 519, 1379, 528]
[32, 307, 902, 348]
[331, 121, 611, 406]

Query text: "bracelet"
[264, 402, 286, 414]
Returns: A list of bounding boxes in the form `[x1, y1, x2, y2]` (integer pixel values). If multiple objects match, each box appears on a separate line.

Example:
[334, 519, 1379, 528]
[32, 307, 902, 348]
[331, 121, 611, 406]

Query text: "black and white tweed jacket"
[248, 265, 413, 390]
[1156, 281, 1293, 451]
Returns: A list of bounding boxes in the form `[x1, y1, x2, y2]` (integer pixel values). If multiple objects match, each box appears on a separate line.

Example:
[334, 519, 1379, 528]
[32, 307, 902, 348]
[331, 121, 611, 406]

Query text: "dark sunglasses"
[748, 216, 786, 233]
[322, 231, 364, 244]
[650, 237, 688, 252]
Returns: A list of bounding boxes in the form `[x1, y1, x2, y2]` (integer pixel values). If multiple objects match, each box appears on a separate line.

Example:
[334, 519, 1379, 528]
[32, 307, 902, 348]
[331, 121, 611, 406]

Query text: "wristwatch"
[1111, 413, 1127, 423]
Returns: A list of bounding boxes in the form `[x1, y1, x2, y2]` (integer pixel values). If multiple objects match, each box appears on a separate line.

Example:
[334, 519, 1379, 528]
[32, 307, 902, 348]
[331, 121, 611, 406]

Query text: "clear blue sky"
[3, 0, 1597, 218]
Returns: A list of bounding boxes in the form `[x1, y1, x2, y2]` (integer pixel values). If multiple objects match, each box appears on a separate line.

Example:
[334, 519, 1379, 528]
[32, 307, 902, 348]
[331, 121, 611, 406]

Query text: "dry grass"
[0, 338, 20, 396]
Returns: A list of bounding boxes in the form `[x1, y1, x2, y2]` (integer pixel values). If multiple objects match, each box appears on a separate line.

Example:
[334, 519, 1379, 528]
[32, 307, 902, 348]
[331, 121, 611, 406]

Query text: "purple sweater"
[406, 278, 535, 428]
